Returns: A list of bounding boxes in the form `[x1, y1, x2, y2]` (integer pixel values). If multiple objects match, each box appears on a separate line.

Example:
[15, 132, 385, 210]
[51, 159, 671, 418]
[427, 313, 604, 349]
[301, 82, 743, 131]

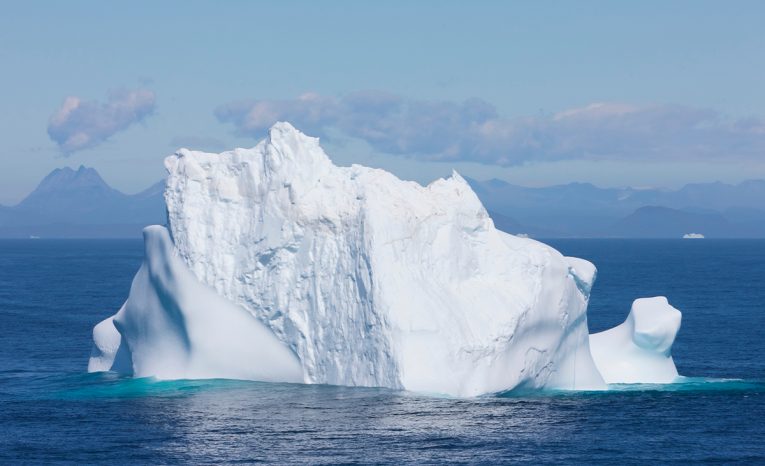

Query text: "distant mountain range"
[1, 166, 764, 238]
[0, 166, 165, 238]
[467, 177, 765, 238]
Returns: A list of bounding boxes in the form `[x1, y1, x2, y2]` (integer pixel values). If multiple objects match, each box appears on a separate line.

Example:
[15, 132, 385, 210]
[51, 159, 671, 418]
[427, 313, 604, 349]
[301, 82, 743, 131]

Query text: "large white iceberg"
[89, 122, 682, 396]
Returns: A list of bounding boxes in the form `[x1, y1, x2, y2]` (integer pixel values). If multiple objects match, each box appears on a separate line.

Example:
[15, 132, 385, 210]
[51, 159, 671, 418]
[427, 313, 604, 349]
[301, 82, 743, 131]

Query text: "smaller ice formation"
[589, 297, 682, 384]
[87, 225, 304, 383]
[683, 233, 705, 239]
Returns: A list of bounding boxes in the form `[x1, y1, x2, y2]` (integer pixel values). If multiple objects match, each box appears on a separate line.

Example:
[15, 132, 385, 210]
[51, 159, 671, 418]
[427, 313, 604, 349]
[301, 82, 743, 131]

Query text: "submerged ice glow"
[89, 122, 681, 396]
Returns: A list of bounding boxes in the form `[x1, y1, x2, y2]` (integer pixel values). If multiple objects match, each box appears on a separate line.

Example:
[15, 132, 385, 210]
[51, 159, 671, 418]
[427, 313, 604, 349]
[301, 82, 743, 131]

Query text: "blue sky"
[1, 1, 764, 204]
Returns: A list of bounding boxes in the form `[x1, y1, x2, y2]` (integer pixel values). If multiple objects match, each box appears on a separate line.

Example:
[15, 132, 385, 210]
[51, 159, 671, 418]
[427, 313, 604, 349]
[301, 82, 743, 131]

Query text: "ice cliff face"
[89, 122, 683, 396]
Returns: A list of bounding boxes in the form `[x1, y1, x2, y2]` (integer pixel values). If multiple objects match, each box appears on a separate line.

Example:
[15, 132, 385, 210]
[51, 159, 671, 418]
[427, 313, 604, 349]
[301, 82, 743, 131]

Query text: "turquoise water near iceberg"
[0, 239, 763, 463]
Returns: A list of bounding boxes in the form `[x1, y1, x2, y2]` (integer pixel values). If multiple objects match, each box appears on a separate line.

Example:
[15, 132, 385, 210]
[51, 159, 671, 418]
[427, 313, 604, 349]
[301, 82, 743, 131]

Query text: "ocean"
[1, 238, 763, 464]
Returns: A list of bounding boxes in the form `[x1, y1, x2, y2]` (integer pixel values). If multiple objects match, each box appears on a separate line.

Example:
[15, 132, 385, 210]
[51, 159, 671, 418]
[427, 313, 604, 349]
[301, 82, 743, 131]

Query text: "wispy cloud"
[47, 89, 156, 154]
[216, 92, 765, 165]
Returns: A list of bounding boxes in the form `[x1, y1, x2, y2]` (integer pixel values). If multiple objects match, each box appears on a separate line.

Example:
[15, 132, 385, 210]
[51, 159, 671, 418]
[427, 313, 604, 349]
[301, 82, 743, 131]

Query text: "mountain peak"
[4, 165, 167, 235]
[36, 165, 109, 193]
[16, 165, 119, 211]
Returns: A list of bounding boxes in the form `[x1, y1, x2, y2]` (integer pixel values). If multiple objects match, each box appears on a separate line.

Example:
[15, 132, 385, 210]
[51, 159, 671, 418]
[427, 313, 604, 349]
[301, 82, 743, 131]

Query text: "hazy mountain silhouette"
[608, 206, 729, 238]
[467, 177, 765, 237]
[0, 166, 165, 238]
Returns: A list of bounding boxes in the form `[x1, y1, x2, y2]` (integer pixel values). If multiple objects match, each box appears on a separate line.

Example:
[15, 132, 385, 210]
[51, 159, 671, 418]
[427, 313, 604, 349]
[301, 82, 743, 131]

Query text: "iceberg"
[89, 122, 683, 396]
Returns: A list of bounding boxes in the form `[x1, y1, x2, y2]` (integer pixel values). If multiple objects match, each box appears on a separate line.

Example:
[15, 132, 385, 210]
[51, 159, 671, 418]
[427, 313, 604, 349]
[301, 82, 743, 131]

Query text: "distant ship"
[682, 233, 705, 239]
[28, 235, 41, 240]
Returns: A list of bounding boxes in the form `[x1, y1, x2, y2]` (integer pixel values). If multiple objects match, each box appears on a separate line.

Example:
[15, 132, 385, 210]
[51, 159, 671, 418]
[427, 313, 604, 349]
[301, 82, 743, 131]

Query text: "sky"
[1, 1, 764, 204]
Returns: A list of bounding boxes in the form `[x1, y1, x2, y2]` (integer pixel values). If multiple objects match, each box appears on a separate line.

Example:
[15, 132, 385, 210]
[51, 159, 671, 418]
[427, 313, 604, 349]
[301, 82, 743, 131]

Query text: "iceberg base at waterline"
[88, 122, 684, 396]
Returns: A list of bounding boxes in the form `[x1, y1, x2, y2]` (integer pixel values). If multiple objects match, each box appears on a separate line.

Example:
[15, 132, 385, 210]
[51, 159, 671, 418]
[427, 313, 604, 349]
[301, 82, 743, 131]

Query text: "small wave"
[56, 374, 270, 400]
[497, 377, 764, 398]
[606, 376, 764, 392]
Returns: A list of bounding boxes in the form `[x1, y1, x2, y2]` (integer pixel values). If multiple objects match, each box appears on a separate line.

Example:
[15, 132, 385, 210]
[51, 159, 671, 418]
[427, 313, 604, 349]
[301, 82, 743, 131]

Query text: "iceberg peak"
[265, 121, 327, 162]
[267, 120, 304, 140]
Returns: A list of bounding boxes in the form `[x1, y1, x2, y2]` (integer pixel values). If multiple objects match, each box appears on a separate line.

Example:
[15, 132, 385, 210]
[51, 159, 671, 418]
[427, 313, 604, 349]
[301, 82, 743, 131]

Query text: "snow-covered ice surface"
[89, 122, 685, 396]
[589, 297, 682, 384]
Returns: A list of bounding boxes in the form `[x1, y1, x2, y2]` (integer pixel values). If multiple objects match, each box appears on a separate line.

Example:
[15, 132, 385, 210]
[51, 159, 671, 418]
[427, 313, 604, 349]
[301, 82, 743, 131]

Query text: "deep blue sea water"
[1, 238, 764, 464]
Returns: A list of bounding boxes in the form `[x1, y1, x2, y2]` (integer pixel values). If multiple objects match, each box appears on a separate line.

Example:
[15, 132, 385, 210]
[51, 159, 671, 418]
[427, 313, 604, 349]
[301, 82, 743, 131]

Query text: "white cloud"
[47, 88, 156, 154]
[216, 91, 765, 165]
